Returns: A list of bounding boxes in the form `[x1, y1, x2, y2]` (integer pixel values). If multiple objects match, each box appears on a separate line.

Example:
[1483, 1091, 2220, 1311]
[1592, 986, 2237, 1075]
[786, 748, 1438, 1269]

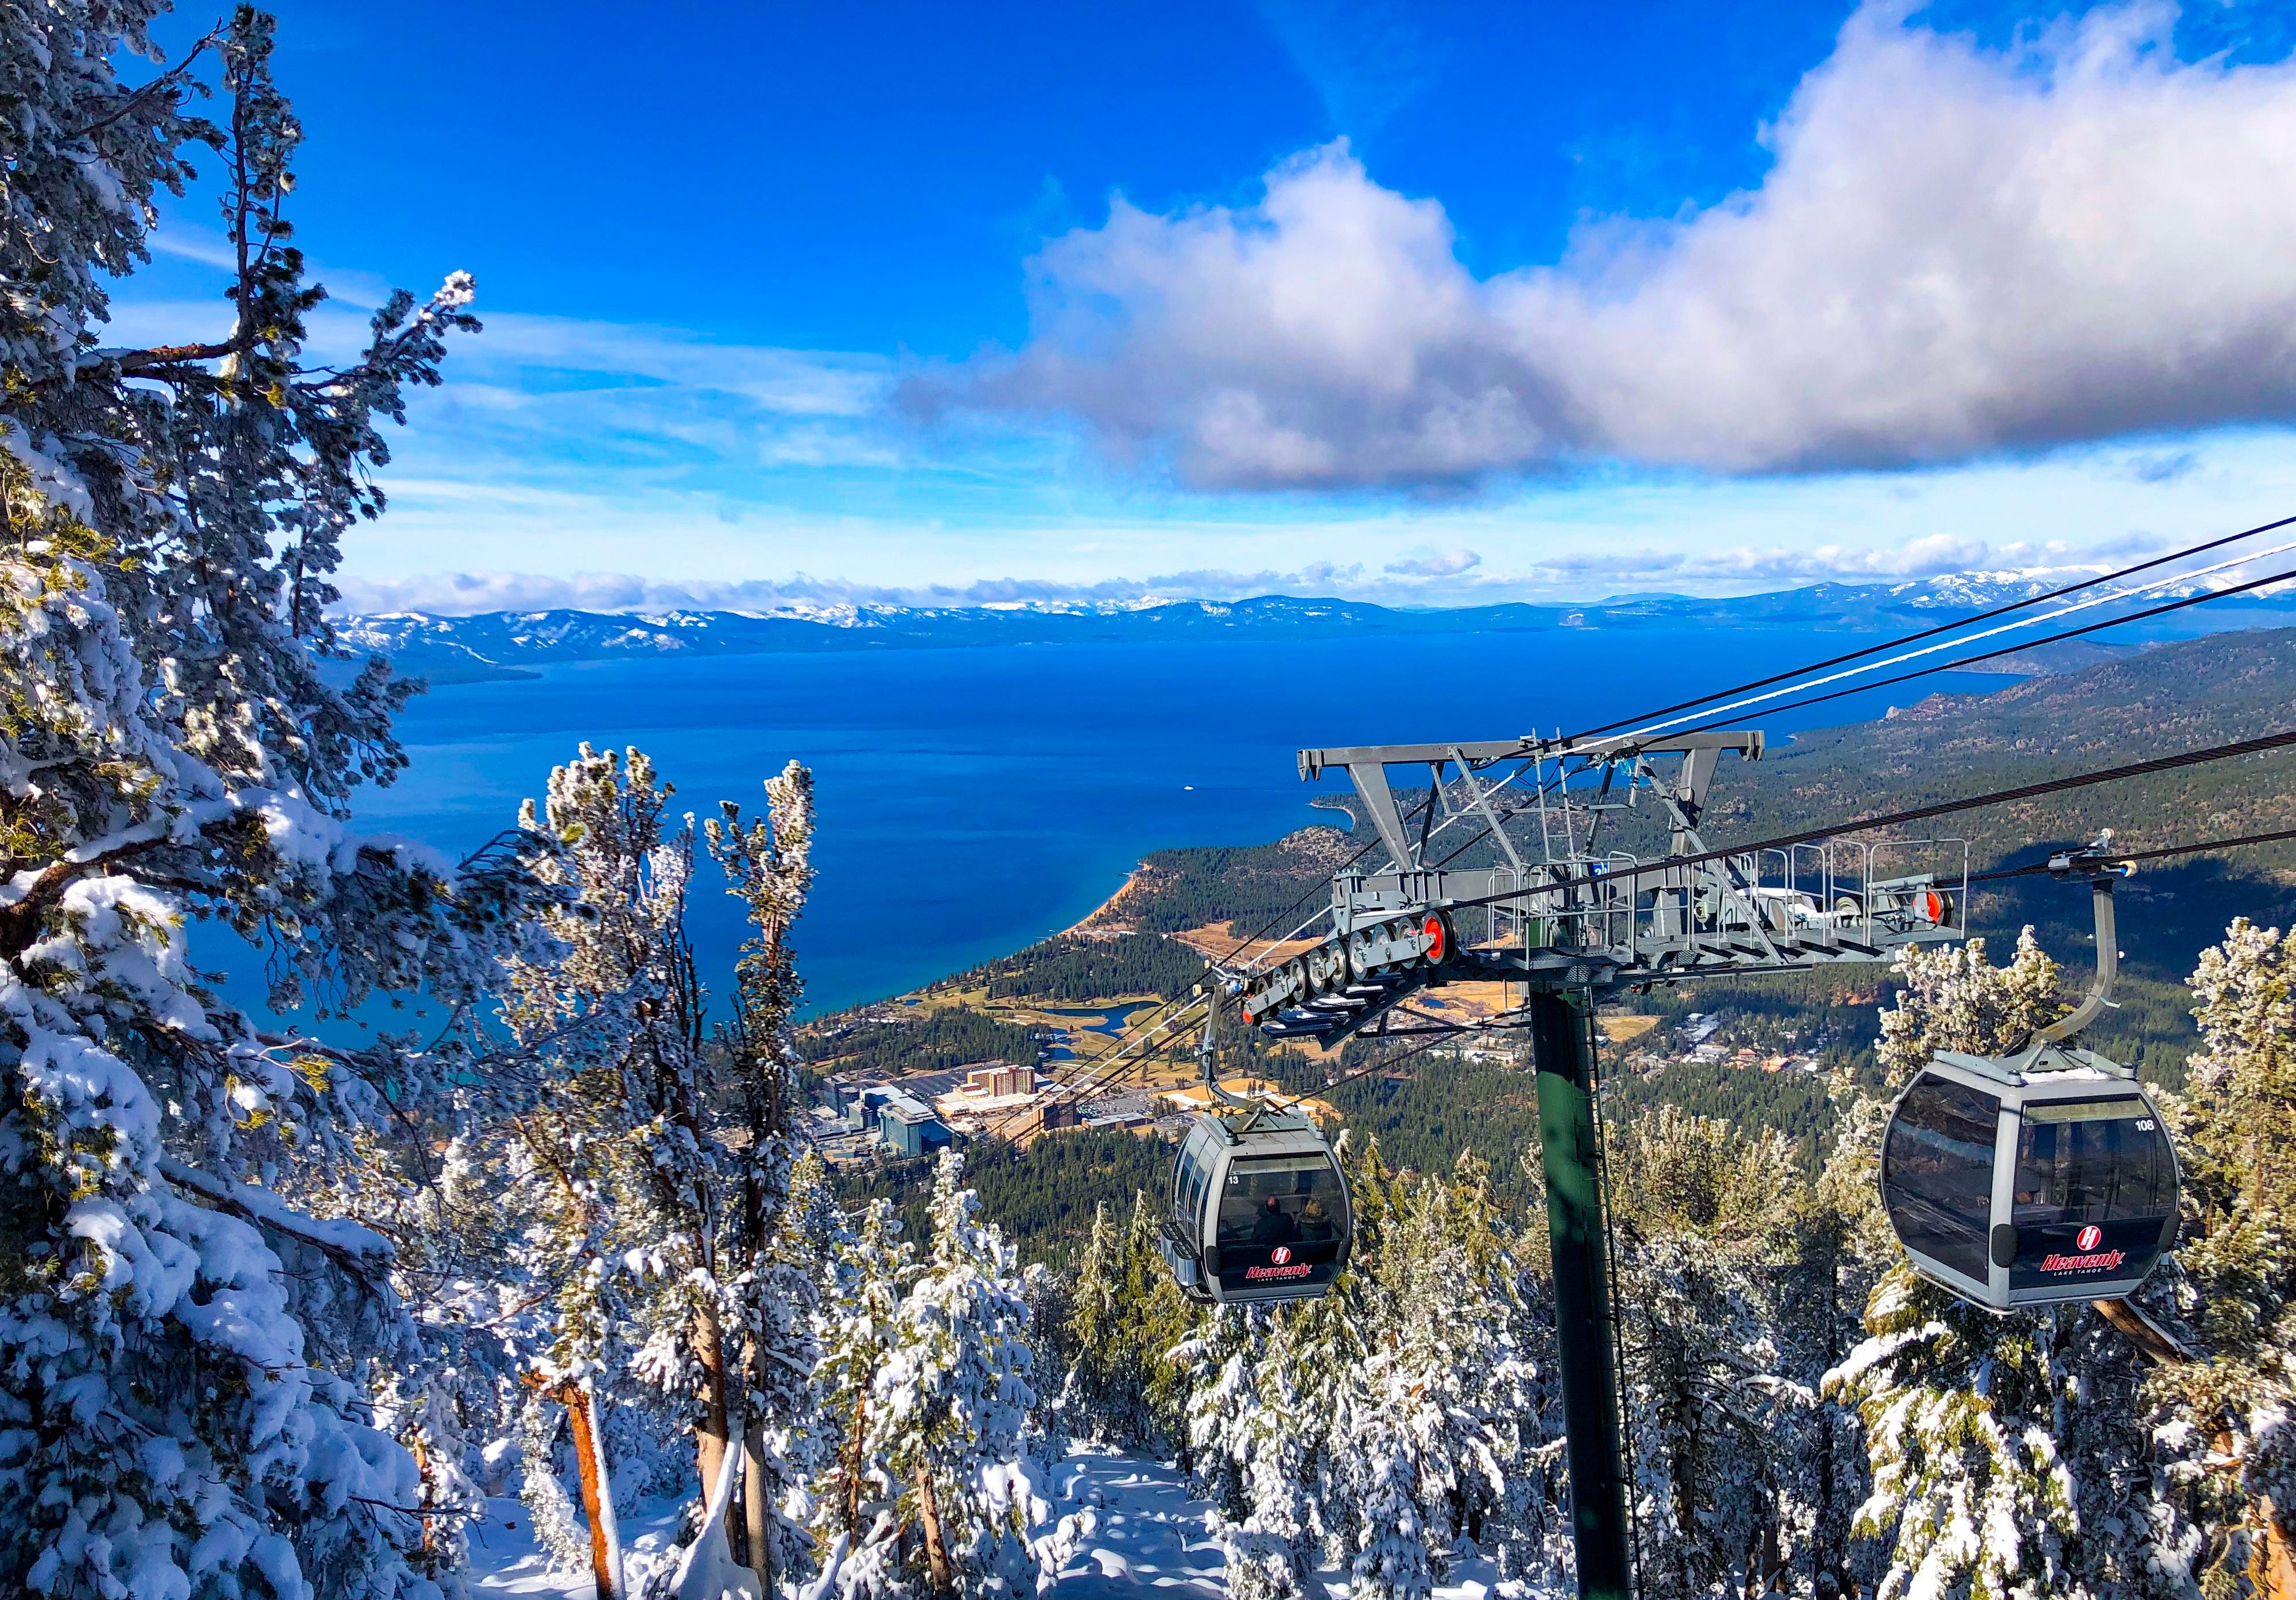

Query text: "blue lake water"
[331, 630, 2021, 1018]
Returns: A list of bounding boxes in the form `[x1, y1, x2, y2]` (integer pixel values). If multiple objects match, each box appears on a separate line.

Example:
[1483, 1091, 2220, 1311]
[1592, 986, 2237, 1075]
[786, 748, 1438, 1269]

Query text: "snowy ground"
[1046, 1451, 1227, 1599]
[464, 1448, 1518, 1600]
[466, 1494, 690, 1598]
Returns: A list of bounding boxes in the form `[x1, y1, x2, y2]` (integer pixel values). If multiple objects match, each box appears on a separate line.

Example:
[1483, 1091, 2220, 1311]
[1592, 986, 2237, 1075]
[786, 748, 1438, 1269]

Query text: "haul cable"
[1033, 545, 2263, 1082]
[1669, 560, 2296, 738]
[1631, 539, 2296, 741]
[996, 557, 2294, 1135]
[1568, 511, 2296, 742]
[1436, 725, 2296, 918]
[1964, 826, 2296, 885]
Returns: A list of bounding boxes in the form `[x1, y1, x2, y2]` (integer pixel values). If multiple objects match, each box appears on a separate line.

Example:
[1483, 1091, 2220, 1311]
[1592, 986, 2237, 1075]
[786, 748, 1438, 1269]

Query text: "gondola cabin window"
[1218, 1155, 1347, 1249]
[2008, 1097, 2178, 1293]
[1882, 1073, 2001, 1287]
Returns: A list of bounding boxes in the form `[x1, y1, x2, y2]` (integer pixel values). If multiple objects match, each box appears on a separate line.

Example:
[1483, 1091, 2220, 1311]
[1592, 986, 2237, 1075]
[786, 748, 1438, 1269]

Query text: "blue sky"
[113, 0, 2296, 611]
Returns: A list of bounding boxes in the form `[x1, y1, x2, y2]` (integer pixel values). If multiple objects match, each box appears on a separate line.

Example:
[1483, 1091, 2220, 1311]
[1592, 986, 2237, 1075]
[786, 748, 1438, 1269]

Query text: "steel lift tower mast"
[1233, 730, 1968, 1600]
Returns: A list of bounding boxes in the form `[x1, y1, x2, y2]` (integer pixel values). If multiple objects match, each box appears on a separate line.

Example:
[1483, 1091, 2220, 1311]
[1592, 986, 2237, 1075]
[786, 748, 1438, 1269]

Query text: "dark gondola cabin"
[1161, 1109, 1352, 1304]
[1881, 1046, 2179, 1311]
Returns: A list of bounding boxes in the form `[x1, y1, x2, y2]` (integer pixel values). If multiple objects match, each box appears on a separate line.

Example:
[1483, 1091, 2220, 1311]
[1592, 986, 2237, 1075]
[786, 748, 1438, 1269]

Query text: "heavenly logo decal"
[1246, 1244, 1313, 1281]
[1271, 1246, 1292, 1264]
[2041, 1223, 2126, 1274]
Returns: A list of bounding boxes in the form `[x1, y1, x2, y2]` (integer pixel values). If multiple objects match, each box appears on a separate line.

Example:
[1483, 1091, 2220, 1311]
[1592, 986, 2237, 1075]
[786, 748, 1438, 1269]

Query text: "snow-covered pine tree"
[500, 746, 714, 1595]
[707, 761, 827, 1591]
[0, 9, 542, 1597]
[1116, 1186, 1203, 1455]
[869, 1152, 1044, 1600]
[1827, 928, 2194, 1599]
[1062, 1201, 1123, 1434]
[816, 1198, 917, 1599]
[1335, 1153, 1537, 1600]
[1193, 1133, 1397, 1599]
[2150, 917, 2296, 1596]
[1181, 1304, 1305, 1600]
[1786, 1090, 1897, 1598]
[1058, 1188, 1197, 1451]
[1611, 1107, 1810, 1598]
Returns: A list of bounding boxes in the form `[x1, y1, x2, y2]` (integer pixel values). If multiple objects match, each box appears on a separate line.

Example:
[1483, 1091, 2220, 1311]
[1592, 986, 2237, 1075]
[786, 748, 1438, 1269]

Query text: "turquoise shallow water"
[327, 629, 2015, 1017]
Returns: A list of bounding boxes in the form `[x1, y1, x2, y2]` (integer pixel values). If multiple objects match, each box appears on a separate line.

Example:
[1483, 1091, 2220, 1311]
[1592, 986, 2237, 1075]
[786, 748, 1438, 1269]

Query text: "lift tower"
[1238, 730, 1967, 1600]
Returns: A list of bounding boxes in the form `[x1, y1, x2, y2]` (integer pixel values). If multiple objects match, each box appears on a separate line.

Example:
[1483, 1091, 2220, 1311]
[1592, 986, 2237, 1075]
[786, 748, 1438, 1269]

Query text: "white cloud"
[332, 565, 1372, 617]
[336, 536, 2117, 616]
[1383, 548, 1481, 576]
[945, 2, 2296, 488]
[1531, 532, 1995, 584]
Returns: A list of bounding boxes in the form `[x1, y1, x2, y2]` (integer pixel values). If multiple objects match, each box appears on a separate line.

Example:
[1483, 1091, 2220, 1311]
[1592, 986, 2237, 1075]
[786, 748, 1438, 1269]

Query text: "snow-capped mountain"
[331, 574, 2296, 683]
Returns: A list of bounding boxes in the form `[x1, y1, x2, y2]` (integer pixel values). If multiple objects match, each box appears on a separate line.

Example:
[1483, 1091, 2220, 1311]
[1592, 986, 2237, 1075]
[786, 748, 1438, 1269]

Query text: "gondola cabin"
[1160, 1109, 1352, 1304]
[1880, 1045, 2179, 1311]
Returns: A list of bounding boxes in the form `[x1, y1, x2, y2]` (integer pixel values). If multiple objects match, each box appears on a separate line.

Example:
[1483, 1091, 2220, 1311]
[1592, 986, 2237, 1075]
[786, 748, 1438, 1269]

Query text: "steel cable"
[1568, 511, 2296, 742]
[1439, 725, 2296, 917]
[1669, 560, 2296, 738]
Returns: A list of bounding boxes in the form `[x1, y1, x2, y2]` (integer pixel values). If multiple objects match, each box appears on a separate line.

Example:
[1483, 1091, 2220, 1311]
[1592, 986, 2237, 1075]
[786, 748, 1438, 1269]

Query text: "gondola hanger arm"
[2032, 832, 2136, 1048]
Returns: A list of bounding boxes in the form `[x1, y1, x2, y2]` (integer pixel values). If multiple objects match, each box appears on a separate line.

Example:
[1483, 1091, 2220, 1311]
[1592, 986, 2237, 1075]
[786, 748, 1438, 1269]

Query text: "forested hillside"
[800, 1004, 1042, 1078]
[1084, 823, 1359, 935]
[969, 930, 1207, 1001]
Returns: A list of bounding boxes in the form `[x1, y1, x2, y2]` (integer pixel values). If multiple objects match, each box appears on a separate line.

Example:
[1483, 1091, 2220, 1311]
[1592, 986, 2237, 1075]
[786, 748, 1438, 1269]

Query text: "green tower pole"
[1527, 987, 1634, 1600]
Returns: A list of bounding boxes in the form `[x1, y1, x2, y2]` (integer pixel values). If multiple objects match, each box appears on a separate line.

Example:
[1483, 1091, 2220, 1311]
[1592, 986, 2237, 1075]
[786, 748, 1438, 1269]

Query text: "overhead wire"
[987, 764, 1557, 1136]
[1567, 510, 2296, 742]
[1630, 538, 2296, 741]
[1438, 724, 2296, 918]
[1670, 559, 2296, 737]
[1012, 528, 2267, 1082]
[983, 520, 2296, 1142]
[1253, 1023, 1469, 1113]
[1965, 826, 2296, 885]
[1013, 676, 2293, 1133]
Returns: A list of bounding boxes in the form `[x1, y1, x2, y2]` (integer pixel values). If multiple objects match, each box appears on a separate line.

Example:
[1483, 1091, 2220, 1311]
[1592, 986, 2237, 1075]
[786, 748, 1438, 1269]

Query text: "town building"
[963, 1061, 1035, 1098]
[876, 1091, 952, 1158]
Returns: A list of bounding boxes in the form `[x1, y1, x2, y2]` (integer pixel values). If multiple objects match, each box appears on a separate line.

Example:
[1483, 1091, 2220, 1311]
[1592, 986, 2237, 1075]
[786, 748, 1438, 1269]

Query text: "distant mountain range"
[333, 574, 2296, 684]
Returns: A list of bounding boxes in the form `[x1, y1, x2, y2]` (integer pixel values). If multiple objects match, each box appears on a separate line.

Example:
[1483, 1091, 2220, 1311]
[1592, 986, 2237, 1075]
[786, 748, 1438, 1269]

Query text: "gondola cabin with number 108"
[1881, 1048, 2179, 1310]
[1879, 846, 2181, 1312]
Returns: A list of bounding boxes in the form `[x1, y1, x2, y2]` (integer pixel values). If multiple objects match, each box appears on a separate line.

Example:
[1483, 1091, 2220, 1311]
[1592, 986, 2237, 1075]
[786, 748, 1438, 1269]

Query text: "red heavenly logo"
[1245, 1245, 1313, 1282]
[2041, 1227, 2127, 1275]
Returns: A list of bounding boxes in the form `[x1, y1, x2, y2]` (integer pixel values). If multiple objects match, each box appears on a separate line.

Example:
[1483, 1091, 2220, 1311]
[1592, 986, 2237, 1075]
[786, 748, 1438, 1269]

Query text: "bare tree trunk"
[696, 1303, 732, 1514]
[916, 1463, 953, 1600]
[2256, 1498, 2296, 1600]
[2092, 1297, 2190, 1363]
[744, 1419, 775, 1599]
[845, 1392, 868, 1535]
[526, 1374, 623, 1600]
[409, 1431, 437, 1555]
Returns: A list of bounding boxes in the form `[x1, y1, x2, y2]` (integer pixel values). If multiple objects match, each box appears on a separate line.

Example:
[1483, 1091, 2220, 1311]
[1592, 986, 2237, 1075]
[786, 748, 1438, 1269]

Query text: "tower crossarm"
[1243, 727, 1964, 1048]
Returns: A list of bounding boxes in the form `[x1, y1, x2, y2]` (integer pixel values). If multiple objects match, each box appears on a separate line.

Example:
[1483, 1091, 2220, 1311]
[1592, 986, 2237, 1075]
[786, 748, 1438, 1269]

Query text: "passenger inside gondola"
[1217, 1154, 1345, 1249]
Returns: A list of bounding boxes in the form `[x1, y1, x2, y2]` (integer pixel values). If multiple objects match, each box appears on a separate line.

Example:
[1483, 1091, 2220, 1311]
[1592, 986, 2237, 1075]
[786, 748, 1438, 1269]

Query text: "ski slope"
[466, 1447, 1537, 1600]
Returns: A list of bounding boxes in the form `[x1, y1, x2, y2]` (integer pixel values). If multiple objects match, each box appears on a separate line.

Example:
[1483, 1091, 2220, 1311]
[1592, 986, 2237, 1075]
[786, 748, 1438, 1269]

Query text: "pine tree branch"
[156, 1155, 400, 1302]
[63, 30, 223, 139]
